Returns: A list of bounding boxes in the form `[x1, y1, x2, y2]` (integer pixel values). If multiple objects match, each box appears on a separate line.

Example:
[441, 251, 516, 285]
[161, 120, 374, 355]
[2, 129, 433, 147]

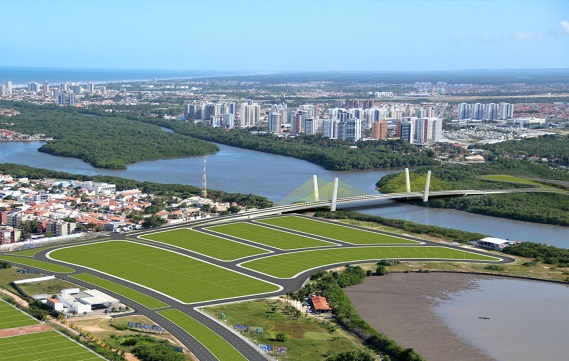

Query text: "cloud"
[511, 31, 536, 41]
[561, 20, 569, 35]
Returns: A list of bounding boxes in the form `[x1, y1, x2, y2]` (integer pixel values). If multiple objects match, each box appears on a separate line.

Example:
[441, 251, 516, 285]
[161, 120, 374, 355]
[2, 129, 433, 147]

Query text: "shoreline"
[344, 272, 569, 361]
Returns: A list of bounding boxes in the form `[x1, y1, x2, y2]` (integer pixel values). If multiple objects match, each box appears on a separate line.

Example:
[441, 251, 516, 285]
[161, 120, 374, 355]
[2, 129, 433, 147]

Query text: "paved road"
[3, 213, 513, 361]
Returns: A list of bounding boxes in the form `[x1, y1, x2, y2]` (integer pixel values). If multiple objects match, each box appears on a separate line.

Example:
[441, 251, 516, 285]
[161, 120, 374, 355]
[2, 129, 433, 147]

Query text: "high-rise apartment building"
[6, 81, 12, 94]
[240, 103, 261, 127]
[371, 119, 388, 140]
[499, 103, 514, 120]
[268, 112, 281, 133]
[42, 81, 50, 96]
[457, 103, 471, 119]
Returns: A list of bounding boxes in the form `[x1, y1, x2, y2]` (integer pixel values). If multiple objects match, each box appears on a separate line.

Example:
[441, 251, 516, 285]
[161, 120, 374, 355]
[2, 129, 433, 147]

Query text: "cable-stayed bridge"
[250, 169, 563, 216]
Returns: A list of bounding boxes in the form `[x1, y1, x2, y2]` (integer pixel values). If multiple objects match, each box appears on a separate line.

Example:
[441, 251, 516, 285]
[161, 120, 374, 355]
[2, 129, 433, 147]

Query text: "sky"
[2, 0, 569, 71]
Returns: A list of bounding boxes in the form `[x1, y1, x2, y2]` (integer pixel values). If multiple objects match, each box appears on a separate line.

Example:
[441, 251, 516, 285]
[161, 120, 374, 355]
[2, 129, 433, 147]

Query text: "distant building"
[371, 119, 388, 140]
[268, 112, 281, 133]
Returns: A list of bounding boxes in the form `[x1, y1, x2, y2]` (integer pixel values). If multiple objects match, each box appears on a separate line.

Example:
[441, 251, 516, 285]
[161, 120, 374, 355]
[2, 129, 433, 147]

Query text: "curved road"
[3, 214, 514, 361]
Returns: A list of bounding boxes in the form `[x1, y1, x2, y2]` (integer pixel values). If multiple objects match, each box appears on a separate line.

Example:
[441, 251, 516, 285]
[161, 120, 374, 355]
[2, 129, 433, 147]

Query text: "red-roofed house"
[310, 296, 332, 312]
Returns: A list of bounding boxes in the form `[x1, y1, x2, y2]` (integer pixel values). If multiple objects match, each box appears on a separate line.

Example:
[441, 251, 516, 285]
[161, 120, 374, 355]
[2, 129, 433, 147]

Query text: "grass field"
[0, 256, 75, 274]
[0, 299, 38, 330]
[257, 216, 419, 245]
[142, 228, 269, 261]
[16, 279, 80, 298]
[72, 274, 168, 309]
[241, 246, 501, 278]
[480, 174, 546, 187]
[207, 222, 338, 250]
[9, 247, 49, 257]
[0, 330, 102, 361]
[205, 299, 365, 361]
[50, 241, 279, 303]
[159, 309, 248, 361]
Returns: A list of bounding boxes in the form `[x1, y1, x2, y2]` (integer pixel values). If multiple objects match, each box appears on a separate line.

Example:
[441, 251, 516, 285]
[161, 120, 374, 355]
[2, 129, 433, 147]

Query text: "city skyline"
[2, 0, 568, 72]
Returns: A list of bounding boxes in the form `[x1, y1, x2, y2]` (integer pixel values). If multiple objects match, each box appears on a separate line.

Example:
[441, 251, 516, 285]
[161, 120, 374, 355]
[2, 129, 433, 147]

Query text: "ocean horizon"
[0, 66, 247, 86]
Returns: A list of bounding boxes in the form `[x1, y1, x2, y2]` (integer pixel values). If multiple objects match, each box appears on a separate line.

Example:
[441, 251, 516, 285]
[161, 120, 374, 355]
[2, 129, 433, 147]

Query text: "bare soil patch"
[345, 273, 496, 361]
[0, 323, 52, 338]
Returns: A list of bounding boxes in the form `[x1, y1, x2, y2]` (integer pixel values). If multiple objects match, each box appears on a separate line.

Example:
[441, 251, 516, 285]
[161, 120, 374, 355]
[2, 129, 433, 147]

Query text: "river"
[0, 141, 567, 247]
[345, 273, 569, 361]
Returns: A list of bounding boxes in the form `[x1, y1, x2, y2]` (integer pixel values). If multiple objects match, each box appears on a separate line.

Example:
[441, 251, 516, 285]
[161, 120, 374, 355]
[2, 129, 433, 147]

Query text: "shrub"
[376, 265, 389, 276]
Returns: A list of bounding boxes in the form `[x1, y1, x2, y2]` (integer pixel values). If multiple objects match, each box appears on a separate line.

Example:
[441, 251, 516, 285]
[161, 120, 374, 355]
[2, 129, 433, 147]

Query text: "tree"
[142, 215, 167, 229]
[376, 265, 389, 276]
[275, 332, 289, 342]
[326, 350, 375, 361]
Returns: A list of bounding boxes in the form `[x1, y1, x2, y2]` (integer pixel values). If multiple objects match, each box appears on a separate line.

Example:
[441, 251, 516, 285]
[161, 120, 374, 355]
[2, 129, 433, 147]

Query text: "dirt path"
[0, 288, 29, 307]
[0, 324, 52, 338]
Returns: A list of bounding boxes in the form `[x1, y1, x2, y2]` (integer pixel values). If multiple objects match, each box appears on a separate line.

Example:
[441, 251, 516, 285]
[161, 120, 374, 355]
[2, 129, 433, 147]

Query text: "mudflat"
[344, 273, 495, 361]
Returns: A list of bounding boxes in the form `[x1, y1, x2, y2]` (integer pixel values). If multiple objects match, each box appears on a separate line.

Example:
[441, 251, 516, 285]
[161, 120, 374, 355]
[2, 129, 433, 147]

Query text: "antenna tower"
[202, 155, 207, 198]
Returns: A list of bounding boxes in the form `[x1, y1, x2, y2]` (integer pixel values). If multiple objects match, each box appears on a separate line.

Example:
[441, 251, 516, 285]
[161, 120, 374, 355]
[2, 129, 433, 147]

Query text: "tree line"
[0, 101, 218, 169]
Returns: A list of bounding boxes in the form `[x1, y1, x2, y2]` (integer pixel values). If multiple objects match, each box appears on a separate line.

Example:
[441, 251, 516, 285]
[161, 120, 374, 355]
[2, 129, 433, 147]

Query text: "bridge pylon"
[313, 175, 320, 202]
[330, 177, 339, 211]
[405, 168, 411, 193]
[423, 170, 432, 202]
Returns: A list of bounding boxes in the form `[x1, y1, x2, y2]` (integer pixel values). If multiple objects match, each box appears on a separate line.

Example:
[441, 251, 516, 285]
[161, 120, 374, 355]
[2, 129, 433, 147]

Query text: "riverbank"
[344, 273, 569, 361]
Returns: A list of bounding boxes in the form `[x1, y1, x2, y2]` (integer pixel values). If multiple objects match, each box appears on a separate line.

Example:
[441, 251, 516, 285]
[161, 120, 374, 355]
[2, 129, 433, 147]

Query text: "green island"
[377, 157, 569, 226]
[0, 101, 218, 170]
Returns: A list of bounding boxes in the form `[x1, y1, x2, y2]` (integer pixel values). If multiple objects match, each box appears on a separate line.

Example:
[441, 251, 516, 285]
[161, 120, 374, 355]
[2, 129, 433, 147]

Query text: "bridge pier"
[330, 177, 339, 211]
[405, 168, 411, 193]
[313, 175, 319, 202]
[423, 170, 431, 202]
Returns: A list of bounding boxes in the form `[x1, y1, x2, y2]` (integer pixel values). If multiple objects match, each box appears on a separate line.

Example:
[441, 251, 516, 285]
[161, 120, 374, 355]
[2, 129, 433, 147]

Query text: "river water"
[434, 276, 569, 361]
[0, 141, 567, 247]
[345, 273, 569, 361]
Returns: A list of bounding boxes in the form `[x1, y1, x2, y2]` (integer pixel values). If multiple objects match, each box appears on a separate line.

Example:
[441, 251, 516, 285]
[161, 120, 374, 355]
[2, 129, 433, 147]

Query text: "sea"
[0, 66, 246, 86]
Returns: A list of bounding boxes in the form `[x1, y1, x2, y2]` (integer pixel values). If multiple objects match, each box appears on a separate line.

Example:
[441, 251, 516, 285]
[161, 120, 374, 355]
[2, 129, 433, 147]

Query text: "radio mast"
[202, 155, 207, 198]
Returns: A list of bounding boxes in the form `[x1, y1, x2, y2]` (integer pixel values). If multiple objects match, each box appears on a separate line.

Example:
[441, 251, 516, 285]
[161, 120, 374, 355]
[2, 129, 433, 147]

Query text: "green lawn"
[159, 309, 248, 361]
[257, 216, 419, 245]
[0, 299, 38, 330]
[241, 246, 501, 278]
[205, 300, 365, 361]
[71, 274, 168, 310]
[9, 247, 49, 257]
[142, 228, 269, 261]
[0, 330, 102, 361]
[50, 241, 279, 303]
[207, 222, 338, 250]
[16, 279, 80, 299]
[480, 174, 546, 187]
[0, 256, 75, 274]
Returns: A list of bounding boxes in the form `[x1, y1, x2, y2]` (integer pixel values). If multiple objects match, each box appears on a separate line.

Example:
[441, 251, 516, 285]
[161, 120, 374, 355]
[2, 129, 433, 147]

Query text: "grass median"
[258, 216, 419, 244]
[241, 246, 501, 278]
[159, 309, 248, 361]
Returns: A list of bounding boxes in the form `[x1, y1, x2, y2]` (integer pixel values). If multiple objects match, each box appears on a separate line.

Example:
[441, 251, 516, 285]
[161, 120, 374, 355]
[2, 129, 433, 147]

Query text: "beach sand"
[344, 272, 496, 361]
